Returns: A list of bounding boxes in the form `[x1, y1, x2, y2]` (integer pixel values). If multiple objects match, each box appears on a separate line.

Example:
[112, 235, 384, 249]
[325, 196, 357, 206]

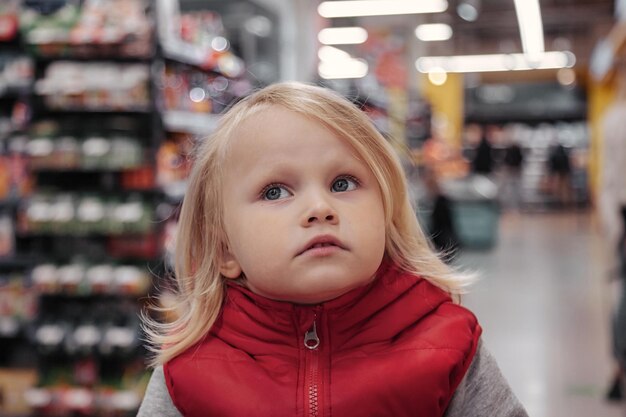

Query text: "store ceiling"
[183, 0, 616, 83]
[444, 0, 614, 61]
[326, 0, 615, 79]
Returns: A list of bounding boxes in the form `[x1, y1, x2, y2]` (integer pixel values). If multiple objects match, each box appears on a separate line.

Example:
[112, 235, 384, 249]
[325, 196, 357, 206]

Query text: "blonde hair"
[143, 82, 472, 366]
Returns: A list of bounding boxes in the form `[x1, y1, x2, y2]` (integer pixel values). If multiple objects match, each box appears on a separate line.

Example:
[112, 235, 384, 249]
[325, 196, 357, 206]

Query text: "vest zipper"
[304, 321, 320, 350]
[304, 317, 320, 417]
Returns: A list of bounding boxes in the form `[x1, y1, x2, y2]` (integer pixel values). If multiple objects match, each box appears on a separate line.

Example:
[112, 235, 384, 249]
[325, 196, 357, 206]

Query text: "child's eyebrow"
[244, 164, 300, 187]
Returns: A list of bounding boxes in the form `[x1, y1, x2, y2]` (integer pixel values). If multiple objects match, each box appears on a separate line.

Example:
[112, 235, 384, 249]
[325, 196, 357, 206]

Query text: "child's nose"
[308, 212, 336, 224]
[302, 195, 339, 226]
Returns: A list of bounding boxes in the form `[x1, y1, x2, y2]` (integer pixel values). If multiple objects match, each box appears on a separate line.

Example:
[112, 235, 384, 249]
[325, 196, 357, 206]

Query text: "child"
[137, 82, 527, 417]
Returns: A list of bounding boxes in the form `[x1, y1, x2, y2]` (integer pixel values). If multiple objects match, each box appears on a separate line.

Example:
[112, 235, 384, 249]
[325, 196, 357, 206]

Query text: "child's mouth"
[297, 235, 346, 256]
[301, 243, 342, 257]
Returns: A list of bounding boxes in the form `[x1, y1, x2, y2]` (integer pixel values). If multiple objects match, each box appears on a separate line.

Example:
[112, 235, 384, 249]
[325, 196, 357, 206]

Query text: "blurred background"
[0, 0, 625, 416]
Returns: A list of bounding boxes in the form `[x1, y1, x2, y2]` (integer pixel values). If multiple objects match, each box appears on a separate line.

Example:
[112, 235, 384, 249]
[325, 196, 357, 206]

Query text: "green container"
[451, 199, 500, 249]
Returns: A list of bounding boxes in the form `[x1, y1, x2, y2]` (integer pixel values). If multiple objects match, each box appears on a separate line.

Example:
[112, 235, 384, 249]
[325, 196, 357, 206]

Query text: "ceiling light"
[514, 0, 544, 60]
[457, 0, 480, 22]
[318, 45, 368, 79]
[318, 27, 368, 45]
[318, 45, 351, 62]
[318, 59, 368, 79]
[415, 51, 575, 73]
[415, 23, 452, 41]
[428, 69, 448, 85]
[318, 0, 448, 18]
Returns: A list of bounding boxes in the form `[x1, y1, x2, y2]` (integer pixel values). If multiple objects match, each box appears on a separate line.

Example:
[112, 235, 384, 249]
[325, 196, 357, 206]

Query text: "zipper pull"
[304, 321, 320, 350]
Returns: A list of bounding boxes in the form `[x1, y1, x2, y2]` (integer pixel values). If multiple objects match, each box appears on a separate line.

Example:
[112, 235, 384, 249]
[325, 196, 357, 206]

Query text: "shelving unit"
[1, 2, 146, 416]
[154, 0, 253, 208]
[0, 1, 256, 415]
[6, 2, 160, 416]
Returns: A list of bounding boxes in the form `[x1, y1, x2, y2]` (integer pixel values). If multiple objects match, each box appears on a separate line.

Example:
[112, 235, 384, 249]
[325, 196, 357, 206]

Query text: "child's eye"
[262, 185, 292, 201]
[331, 176, 358, 192]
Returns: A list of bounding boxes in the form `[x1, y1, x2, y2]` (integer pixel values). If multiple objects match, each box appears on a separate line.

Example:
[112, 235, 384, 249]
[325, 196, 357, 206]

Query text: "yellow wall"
[420, 72, 464, 146]
[587, 73, 616, 202]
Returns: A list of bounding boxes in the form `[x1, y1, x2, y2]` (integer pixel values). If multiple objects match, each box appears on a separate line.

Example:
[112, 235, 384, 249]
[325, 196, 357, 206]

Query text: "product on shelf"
[107, 232, 161, 260]
[31, 263, 150, 296]
[31, 262, 150, 296]
[120, 166, 155, 190]
[161, 63, 249, 114]
[0, 0, 20, 42]
[0, 53, 34, 93]
[19, 0, 153, 59]
[157, 133, 194, 199]
[27, 133, 145, 171]
[0, 140, 32, 264]
[4, 135, 32, 198]
[35, 61, 151, 111]
[0, 273, 38, 336]
[157, 2, 245, 77]
[0, 368, 38, 416]
[19, 192, 155, 236]
[0, 213, 15, 256]
[159, 63, 252, 135]
[25, 383, 145, 416]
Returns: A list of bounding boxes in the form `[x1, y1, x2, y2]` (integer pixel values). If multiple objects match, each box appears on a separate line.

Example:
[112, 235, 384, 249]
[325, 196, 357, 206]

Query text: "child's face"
[218, 106, 386, 304]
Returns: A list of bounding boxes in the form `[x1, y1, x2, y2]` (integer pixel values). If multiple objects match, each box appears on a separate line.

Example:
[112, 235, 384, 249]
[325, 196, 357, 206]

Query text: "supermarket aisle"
[459, 210, 622, 417]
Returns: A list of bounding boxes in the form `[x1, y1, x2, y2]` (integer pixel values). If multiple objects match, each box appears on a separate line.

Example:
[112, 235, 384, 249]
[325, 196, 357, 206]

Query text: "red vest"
[165, 262, 481, 417]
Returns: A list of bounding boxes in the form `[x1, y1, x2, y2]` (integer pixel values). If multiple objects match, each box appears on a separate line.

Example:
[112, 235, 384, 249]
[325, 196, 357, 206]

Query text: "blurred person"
[423, 167, 460, 263]
[471, 133, 494, 176]
[501, 139, 525, 210]
[600, 92, 626, 401]
[137, 82, 528, 416]
[546, 142, 572, 207]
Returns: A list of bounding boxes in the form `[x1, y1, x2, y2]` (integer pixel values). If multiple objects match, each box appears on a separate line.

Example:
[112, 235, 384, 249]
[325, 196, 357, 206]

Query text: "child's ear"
[219, 250, 242, 279]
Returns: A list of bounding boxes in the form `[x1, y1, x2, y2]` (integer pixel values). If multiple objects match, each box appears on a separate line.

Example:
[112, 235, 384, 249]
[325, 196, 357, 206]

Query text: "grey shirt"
[137, 340, 528, 417]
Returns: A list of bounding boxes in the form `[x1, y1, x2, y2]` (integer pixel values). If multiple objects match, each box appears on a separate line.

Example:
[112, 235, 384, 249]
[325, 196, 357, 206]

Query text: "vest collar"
[218, 259, 452, 353]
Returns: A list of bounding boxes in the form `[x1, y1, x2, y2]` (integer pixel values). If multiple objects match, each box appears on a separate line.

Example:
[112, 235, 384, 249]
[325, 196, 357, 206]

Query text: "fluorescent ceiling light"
[415, 23, 452, 41]
[318, 27, 368, 45]
[514, 0, 544, 60]
[318, 45, 352, 62]
[318, 0, 448, 18]
[318, 59, 368, 79]
[415, 51, 575, 73]
[318, 45, 368, 79]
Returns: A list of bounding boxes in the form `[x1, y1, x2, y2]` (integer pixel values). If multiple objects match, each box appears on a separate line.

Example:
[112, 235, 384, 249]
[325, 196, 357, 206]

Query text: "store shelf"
[162, 41, 214, 70]
[0, 255, 40, 269]
[36, 107, 152, 116]
[32, 54, 154, 65]
[0, 84, 32, 98]
[0, 198, 21, 208]
[30, 167, 146, 174]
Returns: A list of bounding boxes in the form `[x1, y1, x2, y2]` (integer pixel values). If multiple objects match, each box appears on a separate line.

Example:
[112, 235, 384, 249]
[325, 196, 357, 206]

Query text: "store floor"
[458, 210, 623, 417]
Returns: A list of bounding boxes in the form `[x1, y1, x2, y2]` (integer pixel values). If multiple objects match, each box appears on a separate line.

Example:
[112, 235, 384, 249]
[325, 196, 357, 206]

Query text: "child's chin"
[294, 284, 366, 305]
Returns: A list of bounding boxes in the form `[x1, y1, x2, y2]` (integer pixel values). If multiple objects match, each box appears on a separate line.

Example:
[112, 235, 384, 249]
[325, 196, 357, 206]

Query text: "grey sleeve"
[444, 340, 529, 417]
[136, 366, 183, 417]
